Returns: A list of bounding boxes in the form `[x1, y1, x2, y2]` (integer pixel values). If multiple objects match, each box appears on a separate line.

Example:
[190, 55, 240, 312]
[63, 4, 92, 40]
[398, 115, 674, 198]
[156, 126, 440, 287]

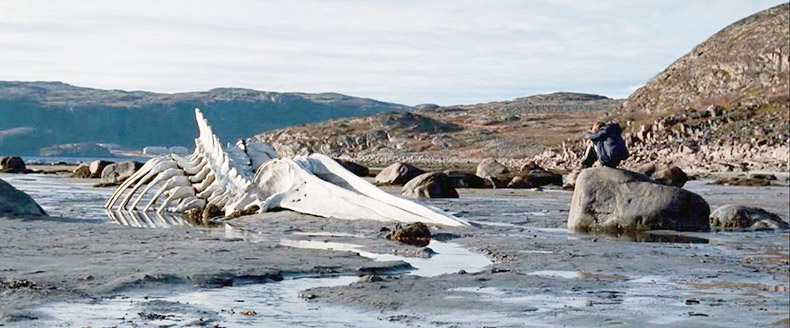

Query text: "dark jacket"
[586, 123, 629, 167]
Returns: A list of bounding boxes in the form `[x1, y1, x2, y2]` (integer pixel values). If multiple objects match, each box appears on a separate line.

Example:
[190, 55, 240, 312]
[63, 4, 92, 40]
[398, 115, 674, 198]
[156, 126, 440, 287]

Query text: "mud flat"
[0, 173, 788, 327]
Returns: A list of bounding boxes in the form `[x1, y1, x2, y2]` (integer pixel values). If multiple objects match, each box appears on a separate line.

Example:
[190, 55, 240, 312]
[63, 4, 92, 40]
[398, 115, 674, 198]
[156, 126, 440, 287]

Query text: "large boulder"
[568, 167, 710, 232]
[443, 170, 487, 188]
[0, 177, 46, 217]
[88, 160, 114, 178]
[0, 156, 26, 173]
[475, 158, 508, 181]
[334, 159, 369, 177]
[710, 205, 789, 231]
[375, 162, 425, 185]
[100, 161, 143, 186]
[71, 163, 91, 178]
[401, 172, 459, 199]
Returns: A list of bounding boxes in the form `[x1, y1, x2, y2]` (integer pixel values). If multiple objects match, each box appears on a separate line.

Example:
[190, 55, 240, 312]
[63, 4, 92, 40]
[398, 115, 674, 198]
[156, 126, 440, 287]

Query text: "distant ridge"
[0, 81, 410, 155]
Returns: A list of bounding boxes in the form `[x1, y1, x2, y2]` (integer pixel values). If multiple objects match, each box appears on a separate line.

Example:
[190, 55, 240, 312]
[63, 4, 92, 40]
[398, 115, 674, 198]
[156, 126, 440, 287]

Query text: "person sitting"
[581, 121, 629, 168]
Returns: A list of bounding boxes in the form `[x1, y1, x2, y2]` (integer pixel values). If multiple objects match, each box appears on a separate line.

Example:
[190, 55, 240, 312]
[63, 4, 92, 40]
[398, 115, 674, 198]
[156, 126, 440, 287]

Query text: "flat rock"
[0, 177, 46, 217]
[568, 167, 710, 232]
[710, 205, 789, 230]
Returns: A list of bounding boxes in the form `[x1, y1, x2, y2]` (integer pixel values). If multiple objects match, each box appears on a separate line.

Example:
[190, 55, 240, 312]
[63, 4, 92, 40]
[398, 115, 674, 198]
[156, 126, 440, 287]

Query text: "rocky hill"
[533, 4, 789, 172]
[0, 82, 409, 156]
[251, 92, 621, 168]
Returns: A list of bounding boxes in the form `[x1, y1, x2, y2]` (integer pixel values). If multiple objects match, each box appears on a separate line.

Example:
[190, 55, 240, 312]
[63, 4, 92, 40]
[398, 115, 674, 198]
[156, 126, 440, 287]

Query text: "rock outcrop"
[374, 162, 425, 186]
[568, 167, 710, 232]
[401, 172, 459, 199]
[531, 5, 790, 174]
[0, 156, 26, 173]
[0, 177, 46, 217]
[710, 205, 789, 230]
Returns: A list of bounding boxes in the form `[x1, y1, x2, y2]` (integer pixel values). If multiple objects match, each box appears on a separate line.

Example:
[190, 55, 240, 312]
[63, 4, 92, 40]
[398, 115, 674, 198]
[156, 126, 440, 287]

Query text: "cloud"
[0, 0, 783, 105]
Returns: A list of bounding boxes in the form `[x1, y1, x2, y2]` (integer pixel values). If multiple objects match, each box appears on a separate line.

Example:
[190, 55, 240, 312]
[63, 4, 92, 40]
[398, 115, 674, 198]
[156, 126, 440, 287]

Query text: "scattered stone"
[241, 309, 257, 316]
[586, 300, 595, 307]
[0, 177, 47, 217]
[401, 172, 459, 199]
[386, 222, 432, 247]
[88, 160, 113, 178]
[475, 158, 508, 182]
[568, 167, 710, 232]
[71, 163, 92, 178]
[0, 156, 26, 173]
[710, 205, 789, 230]
[334, 159, 369, 177]
[375, 162, 425, 185]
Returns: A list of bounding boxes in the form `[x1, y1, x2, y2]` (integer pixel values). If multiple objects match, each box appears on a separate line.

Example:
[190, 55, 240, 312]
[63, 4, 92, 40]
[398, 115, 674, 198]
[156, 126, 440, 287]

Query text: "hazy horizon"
[0, 0, 783, 106]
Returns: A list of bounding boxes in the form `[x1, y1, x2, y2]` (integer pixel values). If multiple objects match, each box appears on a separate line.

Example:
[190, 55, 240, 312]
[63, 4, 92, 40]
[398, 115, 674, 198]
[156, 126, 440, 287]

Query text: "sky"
[0, 0, 784, 106]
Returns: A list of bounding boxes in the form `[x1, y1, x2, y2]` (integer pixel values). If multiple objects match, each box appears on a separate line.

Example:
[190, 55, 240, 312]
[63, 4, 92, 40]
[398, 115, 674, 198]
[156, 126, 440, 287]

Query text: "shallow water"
[5, 173, 492, 327]
[31, 276, 410, 328]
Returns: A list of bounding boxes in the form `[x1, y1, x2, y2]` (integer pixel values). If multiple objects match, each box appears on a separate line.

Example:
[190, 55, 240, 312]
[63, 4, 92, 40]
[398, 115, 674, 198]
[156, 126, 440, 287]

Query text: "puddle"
[280, 239, 492, 277]
[582, 231, 710, 244]
[33, 276, 409, 328]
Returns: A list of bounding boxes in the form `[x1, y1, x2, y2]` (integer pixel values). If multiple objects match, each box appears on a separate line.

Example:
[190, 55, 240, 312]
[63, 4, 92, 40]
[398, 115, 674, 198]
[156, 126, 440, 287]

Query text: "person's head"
[591, 122, 604, 132]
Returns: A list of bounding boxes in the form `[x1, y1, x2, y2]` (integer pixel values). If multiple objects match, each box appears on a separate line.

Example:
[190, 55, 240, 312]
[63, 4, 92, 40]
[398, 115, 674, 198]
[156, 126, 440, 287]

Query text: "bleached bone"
[106, 108, 467, 227]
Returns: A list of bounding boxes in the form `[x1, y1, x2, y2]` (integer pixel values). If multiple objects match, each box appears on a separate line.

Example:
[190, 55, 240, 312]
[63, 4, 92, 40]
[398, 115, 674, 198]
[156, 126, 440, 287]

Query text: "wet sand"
[0, 172, 788, 327]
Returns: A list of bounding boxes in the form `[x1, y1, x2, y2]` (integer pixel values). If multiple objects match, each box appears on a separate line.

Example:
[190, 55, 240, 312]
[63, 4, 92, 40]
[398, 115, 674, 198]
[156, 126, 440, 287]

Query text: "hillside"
[0, 82, 409, 156]
[251, 92, 621, 168]
[531, 4, 790, 173]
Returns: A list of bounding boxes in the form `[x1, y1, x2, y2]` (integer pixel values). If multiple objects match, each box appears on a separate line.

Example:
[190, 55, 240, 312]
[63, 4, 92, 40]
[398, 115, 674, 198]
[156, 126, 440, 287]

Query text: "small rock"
[241, 309, 257, 316]
[685, 299, 700, 305]
[386, 222, 432, 247]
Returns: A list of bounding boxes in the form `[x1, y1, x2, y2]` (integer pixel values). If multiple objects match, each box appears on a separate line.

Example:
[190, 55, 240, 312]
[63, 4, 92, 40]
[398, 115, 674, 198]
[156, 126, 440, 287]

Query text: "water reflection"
[105, 209, 192, 228]
[585, 231, 710, 244]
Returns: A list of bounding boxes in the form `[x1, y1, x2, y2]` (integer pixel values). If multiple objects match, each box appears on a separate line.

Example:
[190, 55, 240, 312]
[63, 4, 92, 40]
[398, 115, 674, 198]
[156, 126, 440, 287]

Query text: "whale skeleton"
[105, 109, 468, 227]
